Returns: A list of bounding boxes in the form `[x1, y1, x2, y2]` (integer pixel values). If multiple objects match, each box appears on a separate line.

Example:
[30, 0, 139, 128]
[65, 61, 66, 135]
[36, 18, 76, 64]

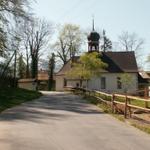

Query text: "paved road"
[0, 92, 150, 150]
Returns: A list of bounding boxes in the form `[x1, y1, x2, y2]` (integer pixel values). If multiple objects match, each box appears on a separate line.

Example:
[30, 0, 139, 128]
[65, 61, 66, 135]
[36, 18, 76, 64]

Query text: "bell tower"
[87, 19, 100, 52]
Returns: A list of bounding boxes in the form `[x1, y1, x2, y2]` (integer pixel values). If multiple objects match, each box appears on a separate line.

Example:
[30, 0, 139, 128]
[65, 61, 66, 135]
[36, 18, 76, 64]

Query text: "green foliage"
[48, 53, 55, 91]
[18, 54, 26, 78]
[101, 30, 112, 52]
[120, 73, 133, 92]
[96, 92, 112, 101]
[67, 52, 107, 80]
[0, 27, 7, 56]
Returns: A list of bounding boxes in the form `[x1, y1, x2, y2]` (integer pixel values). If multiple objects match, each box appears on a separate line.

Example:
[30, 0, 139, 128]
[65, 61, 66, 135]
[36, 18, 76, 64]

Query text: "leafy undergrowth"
[0, 88, 42, 112]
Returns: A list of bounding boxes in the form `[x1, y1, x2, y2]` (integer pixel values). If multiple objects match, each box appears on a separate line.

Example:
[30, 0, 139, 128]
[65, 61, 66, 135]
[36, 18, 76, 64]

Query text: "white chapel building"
[55, 27, 138, 94]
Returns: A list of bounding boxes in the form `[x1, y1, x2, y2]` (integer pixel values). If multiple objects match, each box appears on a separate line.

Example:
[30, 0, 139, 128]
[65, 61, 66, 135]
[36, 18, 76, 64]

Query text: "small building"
[56, 52, 138, 94]
[18, 70, 56, 91]
[37, 70, 49, 90]
[138, 71, 150, 89]
[56, 25, 138, 94]
[18, 79, 37, 91]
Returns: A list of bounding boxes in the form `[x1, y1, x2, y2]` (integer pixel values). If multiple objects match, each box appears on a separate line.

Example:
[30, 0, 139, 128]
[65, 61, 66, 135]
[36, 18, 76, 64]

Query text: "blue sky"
[33, 0, 150, 69]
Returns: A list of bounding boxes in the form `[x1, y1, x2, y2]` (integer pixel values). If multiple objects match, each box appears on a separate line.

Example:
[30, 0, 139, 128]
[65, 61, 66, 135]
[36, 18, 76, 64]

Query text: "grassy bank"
[84, 95, 150, 135]
[0, 88, 42, 112]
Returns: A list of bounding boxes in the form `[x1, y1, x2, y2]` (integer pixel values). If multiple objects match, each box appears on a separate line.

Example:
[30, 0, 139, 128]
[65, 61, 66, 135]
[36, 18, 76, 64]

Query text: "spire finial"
[92, 15, 95, 31]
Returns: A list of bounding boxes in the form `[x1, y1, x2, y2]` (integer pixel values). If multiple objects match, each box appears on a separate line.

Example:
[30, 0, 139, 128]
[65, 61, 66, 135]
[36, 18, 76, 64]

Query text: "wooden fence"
[73, 88, 150, 118]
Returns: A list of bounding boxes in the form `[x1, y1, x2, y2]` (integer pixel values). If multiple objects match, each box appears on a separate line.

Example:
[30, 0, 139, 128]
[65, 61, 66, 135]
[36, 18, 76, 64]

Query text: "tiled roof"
[139, 71, 150, 79]
[38, 70, 49, 81]
[56, 51, 138, 75]
[18, 79, 36, 83]
[56, 57, 79, 76]
[101, 51, 138, 73]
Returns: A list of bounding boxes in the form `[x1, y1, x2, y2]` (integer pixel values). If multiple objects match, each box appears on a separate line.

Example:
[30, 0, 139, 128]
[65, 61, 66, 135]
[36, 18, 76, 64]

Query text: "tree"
[23, 18, 53, 78]
[118, 31, 144, 52]
[118, 31, 144, 68]
[67, 52, 107, 87]
[0, 0, 32, 57]
[0, 0, 31, 22]
[54, 24, 82, 65]
[101, 30, 112, 52]
[20, 23, 31, 78]
[18, 54, 26, 78]
[0, 0, 33, 87]
[120, 73, 133, 93]
[0, 27, 7, 56]
[48, 53, 55, 90]
[24, 37, 30, 78]
[145, 56, 150, 71]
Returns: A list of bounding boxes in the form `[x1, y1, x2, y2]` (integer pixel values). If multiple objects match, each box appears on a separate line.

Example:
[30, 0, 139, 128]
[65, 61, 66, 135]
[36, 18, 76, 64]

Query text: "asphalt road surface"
[0, 91, 150, 150]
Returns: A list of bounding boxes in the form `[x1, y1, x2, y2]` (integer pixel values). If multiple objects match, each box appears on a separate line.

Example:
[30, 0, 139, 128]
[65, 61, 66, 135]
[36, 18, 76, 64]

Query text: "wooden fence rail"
[73, 88, 150, 118]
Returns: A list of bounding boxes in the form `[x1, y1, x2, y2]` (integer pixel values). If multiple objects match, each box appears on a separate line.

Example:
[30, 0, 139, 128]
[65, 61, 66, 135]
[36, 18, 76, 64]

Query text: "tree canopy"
[118, 31, 144, 52]
[101, 30, 112, 52]
[54, 24, 83, 65]
[120, 73, 133, 93]
[67, 52, 107, 80]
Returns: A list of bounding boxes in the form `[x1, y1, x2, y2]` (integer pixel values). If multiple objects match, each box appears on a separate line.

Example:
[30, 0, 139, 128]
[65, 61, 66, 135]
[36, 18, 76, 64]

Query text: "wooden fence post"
[124, 95, 128, 118]
[92, 91, 94, 97]
[128, 98, 132, 118]
[111, 94, 115, 113]
[94, 90, 96, 97]
[144, 87, 149, 108]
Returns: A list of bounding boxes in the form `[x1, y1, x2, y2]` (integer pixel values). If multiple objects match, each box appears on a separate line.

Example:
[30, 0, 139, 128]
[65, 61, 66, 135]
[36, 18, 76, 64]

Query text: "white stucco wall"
[18, 82, 37, 91]
[56, 73, 138, 94]
[56, 76, 87, 91]
[87, 73, 138, 94]
[67, 80, 80, 87]
[56, 75, 65, 91]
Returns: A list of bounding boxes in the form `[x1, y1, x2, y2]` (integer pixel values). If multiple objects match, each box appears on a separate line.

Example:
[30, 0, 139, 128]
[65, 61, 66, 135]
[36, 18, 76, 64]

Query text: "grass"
[85, 95, 125, 121]
[95, 93, 150, 108]
[131, 123, 150, 134]
[0, 87, 42, 112]
[95, 92, 112, 101]
[83, 94, 150, 135]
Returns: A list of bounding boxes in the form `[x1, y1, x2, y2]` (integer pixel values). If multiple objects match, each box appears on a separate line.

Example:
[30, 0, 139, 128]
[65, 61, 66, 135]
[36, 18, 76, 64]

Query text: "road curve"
[0, 91, 150, 150]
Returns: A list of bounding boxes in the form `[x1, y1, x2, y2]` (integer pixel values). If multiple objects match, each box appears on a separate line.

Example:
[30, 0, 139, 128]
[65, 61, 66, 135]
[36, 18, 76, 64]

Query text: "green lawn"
[0, 88, 42, 112]
[95, 92, 150, 108]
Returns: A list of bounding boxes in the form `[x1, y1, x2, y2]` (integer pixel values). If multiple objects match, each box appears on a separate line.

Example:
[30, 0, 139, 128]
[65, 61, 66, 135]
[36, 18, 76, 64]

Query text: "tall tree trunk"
[31, 56, 38, 78]
[26, 53, 30, 78]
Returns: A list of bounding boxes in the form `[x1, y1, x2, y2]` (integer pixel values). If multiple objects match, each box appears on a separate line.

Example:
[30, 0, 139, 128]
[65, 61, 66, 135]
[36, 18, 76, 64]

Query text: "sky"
[33, 0, 150, 69]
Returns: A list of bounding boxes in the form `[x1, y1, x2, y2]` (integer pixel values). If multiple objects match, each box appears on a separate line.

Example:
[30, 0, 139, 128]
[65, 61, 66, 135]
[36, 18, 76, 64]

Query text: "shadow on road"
[0, 92, 103, 123]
